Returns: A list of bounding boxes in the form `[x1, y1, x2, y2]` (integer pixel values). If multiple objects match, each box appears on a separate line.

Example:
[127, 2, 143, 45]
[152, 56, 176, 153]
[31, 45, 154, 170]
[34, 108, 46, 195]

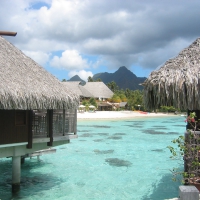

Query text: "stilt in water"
[21, 156, 25, 164]
[12, 156, 21, 193]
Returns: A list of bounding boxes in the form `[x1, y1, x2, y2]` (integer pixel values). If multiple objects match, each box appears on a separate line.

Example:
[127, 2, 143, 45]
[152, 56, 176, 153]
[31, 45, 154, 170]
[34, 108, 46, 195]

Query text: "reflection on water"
[94, 149, 114, 154]
[105, 158, 132, 167]
[79, 133, 93, 137]
[93, 139, 104, 142]
[107, 135, 122, 140]
[142, 129, 166, 134]
[113, 133, 126, 135]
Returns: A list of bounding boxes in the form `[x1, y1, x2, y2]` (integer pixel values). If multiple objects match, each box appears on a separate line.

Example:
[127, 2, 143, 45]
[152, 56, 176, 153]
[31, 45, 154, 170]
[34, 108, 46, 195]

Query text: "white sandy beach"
[77, 111, 175, 120]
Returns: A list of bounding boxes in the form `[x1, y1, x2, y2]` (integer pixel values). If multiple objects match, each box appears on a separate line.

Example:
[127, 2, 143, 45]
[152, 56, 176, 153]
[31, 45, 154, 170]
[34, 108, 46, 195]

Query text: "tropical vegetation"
[106, 81, 148, 111]
[82, 97, 97, 111]
[108, 82, 179, 112]
[168, 112, 200, 188]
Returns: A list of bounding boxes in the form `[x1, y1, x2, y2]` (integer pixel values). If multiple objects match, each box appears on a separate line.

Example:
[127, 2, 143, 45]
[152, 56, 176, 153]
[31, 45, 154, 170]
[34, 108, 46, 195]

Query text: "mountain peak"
[115, 66, 136, 77]
[118, 66, 128, 70]
[93, 66, 146, 90]
[68, 75, 86, 85]
[72, 75, 80, 79]
[67, 67, 147, 90]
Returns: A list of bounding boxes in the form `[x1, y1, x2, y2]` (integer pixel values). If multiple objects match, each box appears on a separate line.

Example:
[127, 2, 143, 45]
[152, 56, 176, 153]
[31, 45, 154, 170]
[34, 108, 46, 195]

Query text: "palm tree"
[62, 79, 67, 82]
[95, 78, 102, 82]
[107, 81, 119, 92]
[87, 76, 93, 82]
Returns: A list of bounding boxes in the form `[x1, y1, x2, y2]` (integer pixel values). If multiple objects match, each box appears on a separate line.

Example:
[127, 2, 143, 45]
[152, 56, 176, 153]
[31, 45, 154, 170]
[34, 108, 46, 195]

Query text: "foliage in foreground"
[167, 112, 200, 184]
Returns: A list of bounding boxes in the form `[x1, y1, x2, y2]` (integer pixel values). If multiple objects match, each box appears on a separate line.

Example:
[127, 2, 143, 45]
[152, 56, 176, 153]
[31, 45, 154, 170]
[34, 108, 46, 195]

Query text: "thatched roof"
[143, 38, 200, 110]
[119, 102, 127, 107]
[62, 81, 93, 98]
[97, 102, 112, 107]
[84, 82, 114, 98]
[0, 36, 79, 110]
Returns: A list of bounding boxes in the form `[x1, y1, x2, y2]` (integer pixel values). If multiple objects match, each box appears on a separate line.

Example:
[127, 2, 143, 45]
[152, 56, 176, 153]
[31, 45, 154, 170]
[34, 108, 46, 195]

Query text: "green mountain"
[68, 66, 147, 90]
[93, 66, 146, 90]
[68, 75, 86, 85]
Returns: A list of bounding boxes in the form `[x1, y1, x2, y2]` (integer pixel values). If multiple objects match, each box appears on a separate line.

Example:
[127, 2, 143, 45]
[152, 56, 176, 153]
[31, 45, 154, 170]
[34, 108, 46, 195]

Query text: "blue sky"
[1, 0, 200, 81]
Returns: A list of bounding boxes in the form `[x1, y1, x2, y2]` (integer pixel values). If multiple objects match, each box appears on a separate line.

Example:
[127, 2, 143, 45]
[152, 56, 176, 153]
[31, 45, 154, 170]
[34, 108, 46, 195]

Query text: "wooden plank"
[27, 110, 33, 149]
[74, 109, 77, 135]
[63, 109, 65, 136]
[26, 148, 56, 157]
[47, 109, 53, 146]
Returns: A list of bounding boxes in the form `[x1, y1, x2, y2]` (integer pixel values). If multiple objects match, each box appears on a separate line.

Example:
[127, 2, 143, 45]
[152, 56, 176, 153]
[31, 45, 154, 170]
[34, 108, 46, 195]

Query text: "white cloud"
[23, 50, 50, 66]
[68, 70, 93, 81]
[50, 50, 89, 70]
[1, 0, 200, 79]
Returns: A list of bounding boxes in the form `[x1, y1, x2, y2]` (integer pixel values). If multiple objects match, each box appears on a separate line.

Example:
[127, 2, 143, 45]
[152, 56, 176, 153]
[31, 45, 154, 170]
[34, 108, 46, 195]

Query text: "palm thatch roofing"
[62, 81, 93, 98]
[119, 102, 127, 107]
[84, 82, 114, 98]
[97, 102, 112, 107]
[143, 38, 200, 111]
[0, 36, 79, 110]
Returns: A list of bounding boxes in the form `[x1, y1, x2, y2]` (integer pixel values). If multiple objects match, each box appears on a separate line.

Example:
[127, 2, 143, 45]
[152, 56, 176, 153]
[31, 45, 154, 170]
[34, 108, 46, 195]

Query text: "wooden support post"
[63, 109, 65, 136]
[0, 31, 17, 36]
[27, 110, 33, 149]
[47, 109, 53, 146]
[12, 156, 21, 193]
[74, 109, 77, 135]
[21, 157, 25, 164]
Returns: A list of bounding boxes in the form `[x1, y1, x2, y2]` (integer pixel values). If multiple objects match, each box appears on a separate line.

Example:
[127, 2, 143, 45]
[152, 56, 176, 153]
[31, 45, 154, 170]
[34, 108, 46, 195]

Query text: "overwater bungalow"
[143, 37, 200, 119]
[0, 32, 79, 192]
[143, 37, 200, 196]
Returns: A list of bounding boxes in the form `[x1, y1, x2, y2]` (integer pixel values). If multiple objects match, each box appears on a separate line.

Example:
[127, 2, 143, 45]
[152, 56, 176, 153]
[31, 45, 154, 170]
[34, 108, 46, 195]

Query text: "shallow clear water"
[0, 116, 185, 200]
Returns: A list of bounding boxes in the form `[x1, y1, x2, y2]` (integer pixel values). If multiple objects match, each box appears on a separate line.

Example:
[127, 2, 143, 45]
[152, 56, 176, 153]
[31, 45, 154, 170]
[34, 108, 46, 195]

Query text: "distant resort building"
[0, 32, 79, 192]
[97, 101, 113, 111]
[64, 81, 114, 111]
[84, 82, 115, 111]
[83, 82, 114, 101]
[62, 81, 93, 101]
[119, 102, 128, 109]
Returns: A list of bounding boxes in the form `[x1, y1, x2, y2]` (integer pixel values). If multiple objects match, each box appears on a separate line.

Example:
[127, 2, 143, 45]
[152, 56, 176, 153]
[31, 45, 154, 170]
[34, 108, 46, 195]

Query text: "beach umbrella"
[89, 105, 95, 108]
[79, 105, 86, 108]
[78, 105, 86, 112]
[88, 105, 96, 112]
[143, 38, 200, 112]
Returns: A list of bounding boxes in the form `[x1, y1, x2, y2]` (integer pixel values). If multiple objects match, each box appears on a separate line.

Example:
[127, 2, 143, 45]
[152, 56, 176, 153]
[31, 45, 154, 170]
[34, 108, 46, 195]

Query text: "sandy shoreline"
[77, 111, 177, 120]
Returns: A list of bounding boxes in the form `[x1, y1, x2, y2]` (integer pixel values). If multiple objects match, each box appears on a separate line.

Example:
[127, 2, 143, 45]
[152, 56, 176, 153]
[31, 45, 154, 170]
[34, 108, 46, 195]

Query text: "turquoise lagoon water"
[0, 116, 185, 200]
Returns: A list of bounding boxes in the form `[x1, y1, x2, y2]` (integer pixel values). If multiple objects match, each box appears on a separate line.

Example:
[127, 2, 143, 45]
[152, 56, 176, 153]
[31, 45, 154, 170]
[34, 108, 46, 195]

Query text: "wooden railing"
[32, 110, 47, 137]
[32, 109, 77, 138]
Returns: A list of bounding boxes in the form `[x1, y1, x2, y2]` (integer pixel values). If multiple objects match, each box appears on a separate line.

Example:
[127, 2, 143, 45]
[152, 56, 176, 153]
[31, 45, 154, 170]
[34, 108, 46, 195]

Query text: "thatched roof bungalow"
[83, 82, 114, 100]
[143, 38, 200, 189]
[0, 33, 79, 192]
[0, 35, 79, 148]
[143, 38, 200, 113]
[62, 81, 93, 100]
[63, 81, 114, 111]
[97, 102, 113, 111]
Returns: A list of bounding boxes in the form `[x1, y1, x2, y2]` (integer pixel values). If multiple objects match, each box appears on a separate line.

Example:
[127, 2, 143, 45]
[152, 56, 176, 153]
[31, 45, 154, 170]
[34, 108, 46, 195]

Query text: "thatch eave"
[143, 38, 200, 111]
[0, 36, 79, 110]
